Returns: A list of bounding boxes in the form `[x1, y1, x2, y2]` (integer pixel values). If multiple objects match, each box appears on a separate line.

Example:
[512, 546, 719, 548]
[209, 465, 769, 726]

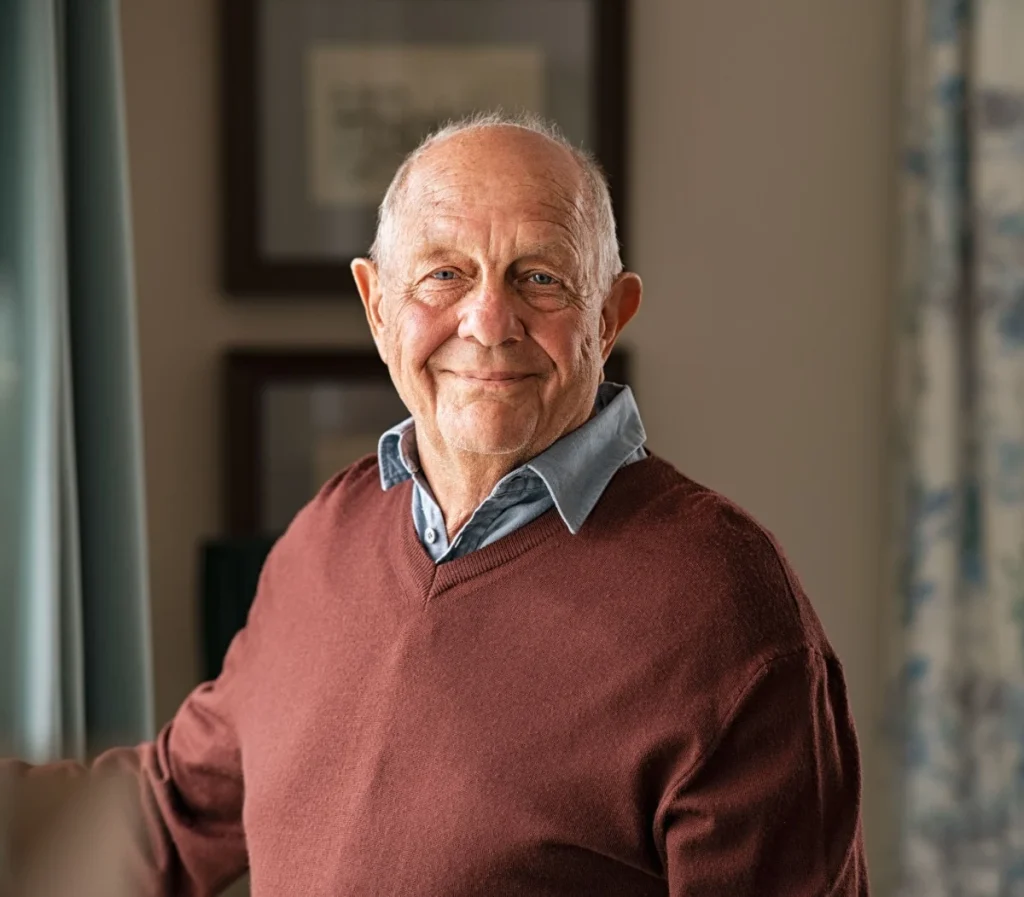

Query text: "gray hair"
[368, 111, 623, 295]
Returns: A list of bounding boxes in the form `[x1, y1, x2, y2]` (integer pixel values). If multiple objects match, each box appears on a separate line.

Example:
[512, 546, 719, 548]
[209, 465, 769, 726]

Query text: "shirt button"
[424, 528, 437, 544]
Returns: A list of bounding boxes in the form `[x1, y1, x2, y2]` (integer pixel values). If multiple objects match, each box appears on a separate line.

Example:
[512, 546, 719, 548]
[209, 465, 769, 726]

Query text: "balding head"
[370, 112, 622, 297]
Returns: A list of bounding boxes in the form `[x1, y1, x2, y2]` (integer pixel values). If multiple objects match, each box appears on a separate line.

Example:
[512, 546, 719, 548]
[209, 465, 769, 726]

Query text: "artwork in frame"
[219, 0, 629, 296]
[223, 347, 632, 535]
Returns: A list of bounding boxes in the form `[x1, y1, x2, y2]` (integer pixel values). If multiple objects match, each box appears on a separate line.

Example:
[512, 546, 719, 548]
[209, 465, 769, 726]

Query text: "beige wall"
[628, 1, 898, 878]
[122, 0, 897, 886]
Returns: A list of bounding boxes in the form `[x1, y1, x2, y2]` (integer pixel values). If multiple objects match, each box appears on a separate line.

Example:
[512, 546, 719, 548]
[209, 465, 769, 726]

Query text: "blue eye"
[431, 269, 457, 281]
[529, 272, 557, 286]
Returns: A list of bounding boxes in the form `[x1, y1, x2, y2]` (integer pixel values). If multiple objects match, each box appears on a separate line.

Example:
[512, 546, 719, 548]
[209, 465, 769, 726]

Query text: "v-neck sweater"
[3, 453, 869, 896]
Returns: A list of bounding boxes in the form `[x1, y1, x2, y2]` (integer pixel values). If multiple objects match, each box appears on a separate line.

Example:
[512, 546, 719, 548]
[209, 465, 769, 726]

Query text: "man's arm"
[1, 611, 257, 897]
[654, 648, 869, 896]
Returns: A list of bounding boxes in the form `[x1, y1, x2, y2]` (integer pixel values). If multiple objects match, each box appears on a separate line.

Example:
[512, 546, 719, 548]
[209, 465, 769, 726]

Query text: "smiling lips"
[451, 371, 536, 386]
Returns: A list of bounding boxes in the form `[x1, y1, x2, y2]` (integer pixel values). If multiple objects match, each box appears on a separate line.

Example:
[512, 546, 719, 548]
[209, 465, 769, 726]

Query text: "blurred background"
[5, 0, 1024, 895]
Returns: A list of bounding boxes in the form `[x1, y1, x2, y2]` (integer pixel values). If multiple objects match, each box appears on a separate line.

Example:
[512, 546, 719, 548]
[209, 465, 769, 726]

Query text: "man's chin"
[443, 430, 534, 457]
[438, 417, 535, 458]
[433, 397, 543, 455]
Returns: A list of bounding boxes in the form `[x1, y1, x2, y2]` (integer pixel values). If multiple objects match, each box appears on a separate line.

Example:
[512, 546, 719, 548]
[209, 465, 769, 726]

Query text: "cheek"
[390, 303, 454, 378]
[530, 314, 600, 379]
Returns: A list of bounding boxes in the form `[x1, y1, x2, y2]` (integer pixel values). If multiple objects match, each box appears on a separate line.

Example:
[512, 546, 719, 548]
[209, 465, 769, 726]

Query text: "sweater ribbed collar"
[387, 453, 667, 605]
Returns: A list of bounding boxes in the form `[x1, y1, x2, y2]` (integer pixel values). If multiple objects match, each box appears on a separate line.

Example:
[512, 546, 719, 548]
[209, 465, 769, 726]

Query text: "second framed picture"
[220, 0, 628, 296]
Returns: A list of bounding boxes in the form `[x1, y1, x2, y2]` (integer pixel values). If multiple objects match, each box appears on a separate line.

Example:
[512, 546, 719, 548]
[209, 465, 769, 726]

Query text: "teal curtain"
[0, 0, 153, 763]
[887, 0, 1024, 893]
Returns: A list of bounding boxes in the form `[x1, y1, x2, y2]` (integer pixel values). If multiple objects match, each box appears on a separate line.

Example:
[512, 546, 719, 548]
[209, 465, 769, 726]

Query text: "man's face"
[355, 128, 629, 466]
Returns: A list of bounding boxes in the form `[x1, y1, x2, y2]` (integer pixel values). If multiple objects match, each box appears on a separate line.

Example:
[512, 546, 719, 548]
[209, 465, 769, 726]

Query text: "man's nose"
[456, 279, 524, 347]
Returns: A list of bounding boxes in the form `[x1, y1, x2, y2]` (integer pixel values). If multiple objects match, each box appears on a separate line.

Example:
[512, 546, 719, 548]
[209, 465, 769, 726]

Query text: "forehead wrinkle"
[415, 190, 586, 242]
[530, 197, 585, 226]
[515, 215, 584, 257]
[416, 210, 584, 262]
[413, 181, 581, 218]
[530, 168, 586, 198]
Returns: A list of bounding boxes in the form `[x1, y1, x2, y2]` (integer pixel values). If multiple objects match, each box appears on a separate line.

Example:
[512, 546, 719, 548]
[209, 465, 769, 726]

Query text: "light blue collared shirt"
[378, 382, 647, 563]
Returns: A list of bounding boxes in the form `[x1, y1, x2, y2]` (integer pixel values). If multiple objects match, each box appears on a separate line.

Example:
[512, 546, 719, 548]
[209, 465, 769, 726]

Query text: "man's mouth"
[451, 371, 535, 385]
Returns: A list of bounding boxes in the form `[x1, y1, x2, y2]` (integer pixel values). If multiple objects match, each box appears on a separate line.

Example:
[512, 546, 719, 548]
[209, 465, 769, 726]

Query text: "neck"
[416, 444, 525, 539]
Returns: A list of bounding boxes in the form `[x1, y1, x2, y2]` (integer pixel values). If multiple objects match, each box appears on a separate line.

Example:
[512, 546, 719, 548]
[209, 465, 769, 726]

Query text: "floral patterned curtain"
[890, 0, 1024, 893]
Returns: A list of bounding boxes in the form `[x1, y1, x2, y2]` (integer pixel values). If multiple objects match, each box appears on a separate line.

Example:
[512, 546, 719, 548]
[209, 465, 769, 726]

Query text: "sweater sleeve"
[654, 648, 870, 896]
[1, 583, 262, 896]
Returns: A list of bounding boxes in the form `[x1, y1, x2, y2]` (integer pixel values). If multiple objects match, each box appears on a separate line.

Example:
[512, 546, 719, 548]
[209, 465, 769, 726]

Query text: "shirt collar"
[377, 382, 647, 533]
[524, 383, 646, 532]
[378, 419, 417, 491]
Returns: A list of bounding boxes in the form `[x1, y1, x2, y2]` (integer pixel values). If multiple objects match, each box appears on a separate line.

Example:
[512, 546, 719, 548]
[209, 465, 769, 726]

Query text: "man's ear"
[598, 272, 643, 360]
[351, 258, 387, 363]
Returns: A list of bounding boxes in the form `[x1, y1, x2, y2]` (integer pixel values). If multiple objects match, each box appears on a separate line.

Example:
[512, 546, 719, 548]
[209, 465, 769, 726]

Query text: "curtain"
[0, 0, 153, 763]
[889, 0, 1024, 892]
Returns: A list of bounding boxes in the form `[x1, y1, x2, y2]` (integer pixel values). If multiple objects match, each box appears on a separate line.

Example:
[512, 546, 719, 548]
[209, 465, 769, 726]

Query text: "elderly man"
[1, 113, 868, 896]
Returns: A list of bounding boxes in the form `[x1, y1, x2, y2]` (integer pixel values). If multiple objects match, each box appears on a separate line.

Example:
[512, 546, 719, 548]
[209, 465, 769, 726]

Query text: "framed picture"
[219, 0, 629, 296]
[223, 346, 631, 534]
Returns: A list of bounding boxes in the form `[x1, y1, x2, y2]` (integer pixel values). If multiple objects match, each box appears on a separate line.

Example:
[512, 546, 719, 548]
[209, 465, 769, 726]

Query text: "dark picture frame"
[219, 0, 629, 297]
[223, 346, 631, 535]
[224, 347, 394, 534]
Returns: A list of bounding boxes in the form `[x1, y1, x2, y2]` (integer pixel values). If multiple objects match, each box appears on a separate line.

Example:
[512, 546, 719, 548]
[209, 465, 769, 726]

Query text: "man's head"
[352, 112, 641, 471]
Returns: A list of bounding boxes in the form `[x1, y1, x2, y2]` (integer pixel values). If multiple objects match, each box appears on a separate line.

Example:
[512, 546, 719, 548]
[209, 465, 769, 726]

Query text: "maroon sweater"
[4, 453, 868, 895]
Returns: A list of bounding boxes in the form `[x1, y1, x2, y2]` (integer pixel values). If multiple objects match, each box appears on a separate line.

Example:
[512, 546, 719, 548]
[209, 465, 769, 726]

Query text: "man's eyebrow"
[512, 242, 582, 269]
[412, 241, 576, 261]
[514, 242, 573, 258]
[403, 245, 475, 272]
[410, 246, 471, 268]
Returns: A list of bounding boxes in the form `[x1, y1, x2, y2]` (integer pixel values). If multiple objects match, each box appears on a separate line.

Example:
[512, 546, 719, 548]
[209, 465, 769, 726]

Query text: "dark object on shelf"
[199, 536, 277, 680]
[219, 0, 629, 296]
